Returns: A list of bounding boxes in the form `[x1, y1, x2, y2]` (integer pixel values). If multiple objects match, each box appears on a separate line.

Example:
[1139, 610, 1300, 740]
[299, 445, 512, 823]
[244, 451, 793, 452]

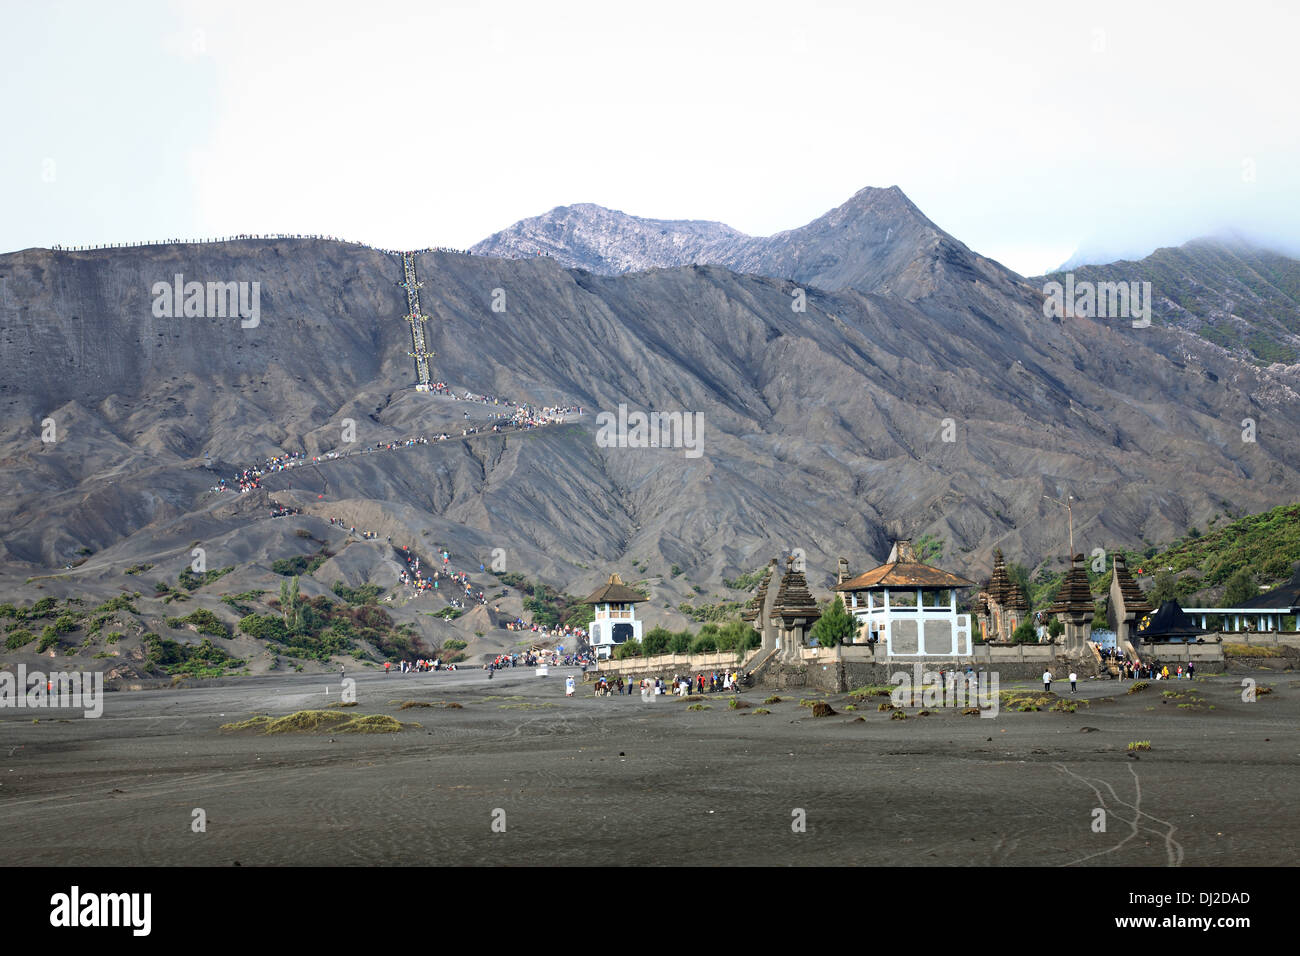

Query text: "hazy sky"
[3, 0, 1297, 274]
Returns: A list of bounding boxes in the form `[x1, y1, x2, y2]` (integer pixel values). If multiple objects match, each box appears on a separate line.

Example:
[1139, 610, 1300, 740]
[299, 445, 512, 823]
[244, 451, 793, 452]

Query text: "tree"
[669, 630, 693, 654]
[1148, 570, 1178, 606]
[641, 626, 672, 656]
[808, 597, 857, 647]
[1012, 617, 1037, 644]
[1048, 617, 1063, 638]
[916, 533, 944, 565]
[1223, 569, 1257, 606]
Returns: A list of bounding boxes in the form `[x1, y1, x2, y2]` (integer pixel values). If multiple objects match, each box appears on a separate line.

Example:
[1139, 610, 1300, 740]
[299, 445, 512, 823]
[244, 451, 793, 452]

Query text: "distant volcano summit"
[471, 185, 1025, 301]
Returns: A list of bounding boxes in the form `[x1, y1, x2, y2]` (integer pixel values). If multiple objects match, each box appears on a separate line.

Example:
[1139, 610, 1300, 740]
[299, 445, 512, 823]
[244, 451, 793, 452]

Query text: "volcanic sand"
[0, 668, 1294, 866]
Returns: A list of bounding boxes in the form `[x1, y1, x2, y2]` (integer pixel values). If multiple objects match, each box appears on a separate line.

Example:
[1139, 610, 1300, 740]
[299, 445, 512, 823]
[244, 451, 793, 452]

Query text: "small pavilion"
[834, 540, 975, 657]
[581, 573, 648, 659]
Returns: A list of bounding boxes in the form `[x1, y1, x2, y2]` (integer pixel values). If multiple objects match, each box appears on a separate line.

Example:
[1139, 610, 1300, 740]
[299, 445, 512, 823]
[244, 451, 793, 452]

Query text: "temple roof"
[1050, 553, 1095, 615]
[580, 573, 648, 605]
[769, 558, 821, 625]
[984, 549, 1028, 610]
[835, 540, 974, 592]
[1111, 553, 1152, 616]
[1136, 599, 1206, 639]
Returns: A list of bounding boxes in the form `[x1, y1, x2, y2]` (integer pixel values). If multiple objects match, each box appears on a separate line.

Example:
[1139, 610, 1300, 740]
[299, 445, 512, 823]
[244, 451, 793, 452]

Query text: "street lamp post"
[1043, 494, 1075, 556]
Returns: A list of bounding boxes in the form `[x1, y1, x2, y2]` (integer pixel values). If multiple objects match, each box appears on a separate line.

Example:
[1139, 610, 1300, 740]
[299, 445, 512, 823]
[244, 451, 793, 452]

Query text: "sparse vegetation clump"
[1128, 681, 1151, 694]
[334, 714, 404, 733]
[728, 698, 751, 709]
[763, 695, 782, 705]
[890, 709, 908, 720]
[1128, 740, 1152, 751]
[179, 565, 235, 590]
[811, 701, 837, 717]
[270, 552, 329, 577]
[687, 703, 710, 711]
[143, 634, 244, 677]
[166, 608, 228, 638]
[753, 708, 771, 715]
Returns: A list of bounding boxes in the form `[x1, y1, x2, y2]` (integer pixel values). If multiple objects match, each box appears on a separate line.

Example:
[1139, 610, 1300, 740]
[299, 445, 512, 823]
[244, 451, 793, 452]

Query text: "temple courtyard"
[0, 667, 1294, 866]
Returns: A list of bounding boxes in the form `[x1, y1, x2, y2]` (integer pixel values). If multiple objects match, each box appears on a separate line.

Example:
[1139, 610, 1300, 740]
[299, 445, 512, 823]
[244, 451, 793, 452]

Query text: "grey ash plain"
[0, 668, 1293, 866]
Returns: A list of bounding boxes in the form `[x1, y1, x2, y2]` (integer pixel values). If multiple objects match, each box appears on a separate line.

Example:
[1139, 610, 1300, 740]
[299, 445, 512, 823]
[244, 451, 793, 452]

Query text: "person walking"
[1069, 671, 1078, 694]
[1043, 669, 1053, 693]
[384, 660, 391, 676]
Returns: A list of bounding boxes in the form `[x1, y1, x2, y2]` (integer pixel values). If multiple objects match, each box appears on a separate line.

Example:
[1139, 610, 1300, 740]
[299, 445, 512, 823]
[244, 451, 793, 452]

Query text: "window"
[889, 589, 917, 608]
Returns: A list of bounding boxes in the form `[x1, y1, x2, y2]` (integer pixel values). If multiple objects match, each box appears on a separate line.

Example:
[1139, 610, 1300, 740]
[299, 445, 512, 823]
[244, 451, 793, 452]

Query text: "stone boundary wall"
[593, 650, 745, 680]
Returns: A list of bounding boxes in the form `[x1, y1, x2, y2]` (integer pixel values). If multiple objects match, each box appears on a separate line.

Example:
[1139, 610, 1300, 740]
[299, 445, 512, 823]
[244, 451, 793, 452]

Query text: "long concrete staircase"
[400, 252, 433, 387]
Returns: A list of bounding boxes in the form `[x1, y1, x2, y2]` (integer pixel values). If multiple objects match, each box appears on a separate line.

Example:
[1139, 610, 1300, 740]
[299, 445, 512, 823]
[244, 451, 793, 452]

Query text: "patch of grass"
[877, 701, 894, 712]
[1128, 681, 1151, 694]
[849, 685, 896, 699]
[220, 715, 272, 732]
[262, 710, 352, 733]
[961, 707, 981, 716]
[1225, 643, 1285, 658]
[1000, 690, 1055, 711]
[335, 714, 405, 734]
[753, 708, 771, 715]
[890, 709, 908, 720]
[728, 698, 751, 709]
[763, 695, 782, 705]
[1050, 699, 1078, 713]
[1128, 740, 1152, 751]
[687, 703, 710, 711]
[325, 701, 359, 709]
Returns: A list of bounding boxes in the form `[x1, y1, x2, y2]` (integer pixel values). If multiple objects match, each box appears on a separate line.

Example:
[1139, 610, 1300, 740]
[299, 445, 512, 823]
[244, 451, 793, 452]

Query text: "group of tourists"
[385, 658, 458, 674]
[1117, 659, 1192, 681]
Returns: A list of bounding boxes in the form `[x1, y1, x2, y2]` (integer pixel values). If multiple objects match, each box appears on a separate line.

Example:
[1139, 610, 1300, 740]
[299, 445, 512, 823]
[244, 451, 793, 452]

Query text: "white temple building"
[834, 540, 975, 657]
[581, 573, 648, 659]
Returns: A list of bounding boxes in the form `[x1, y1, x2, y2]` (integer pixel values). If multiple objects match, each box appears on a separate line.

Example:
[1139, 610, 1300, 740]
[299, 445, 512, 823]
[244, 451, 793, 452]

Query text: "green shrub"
[166, 608, 229, 638]
[37, 627, 59, 653]
[4, 629, 34, 650]
[179, 565, 234, 590]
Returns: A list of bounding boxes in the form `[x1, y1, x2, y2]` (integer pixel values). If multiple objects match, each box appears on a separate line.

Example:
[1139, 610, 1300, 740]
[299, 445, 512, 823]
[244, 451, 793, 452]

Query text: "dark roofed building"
[1135, 599, 1208, 642]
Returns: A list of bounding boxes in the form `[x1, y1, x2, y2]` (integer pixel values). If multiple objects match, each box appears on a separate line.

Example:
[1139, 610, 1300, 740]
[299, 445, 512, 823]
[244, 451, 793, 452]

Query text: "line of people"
[49, 236, 473, 256]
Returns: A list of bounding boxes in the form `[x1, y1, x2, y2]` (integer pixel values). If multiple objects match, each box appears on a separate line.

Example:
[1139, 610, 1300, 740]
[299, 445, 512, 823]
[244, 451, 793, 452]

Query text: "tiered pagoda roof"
[1111, 553, 1151, 616]
[770, 557, 821, 626]
[1050, 553, 1095, 616]
[985, 549, 1028, 610]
